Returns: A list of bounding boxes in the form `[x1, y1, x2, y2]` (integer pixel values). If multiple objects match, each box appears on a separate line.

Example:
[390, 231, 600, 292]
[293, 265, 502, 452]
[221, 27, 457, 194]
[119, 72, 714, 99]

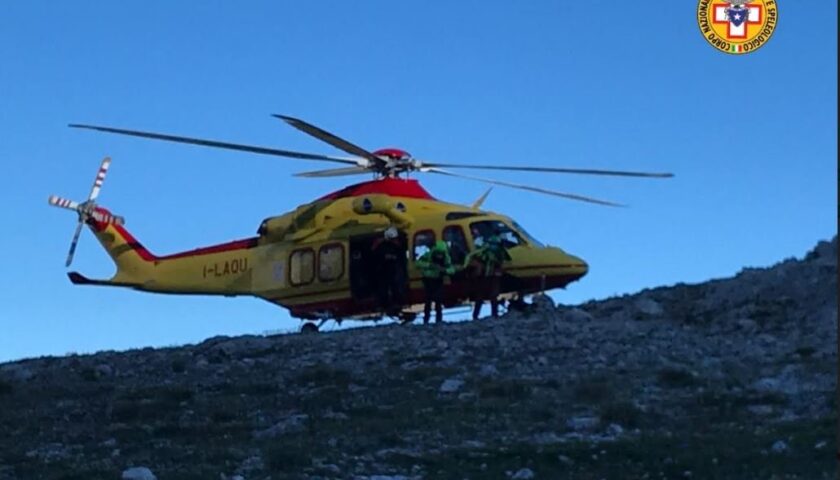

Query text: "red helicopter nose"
[373, 148, 411, 161]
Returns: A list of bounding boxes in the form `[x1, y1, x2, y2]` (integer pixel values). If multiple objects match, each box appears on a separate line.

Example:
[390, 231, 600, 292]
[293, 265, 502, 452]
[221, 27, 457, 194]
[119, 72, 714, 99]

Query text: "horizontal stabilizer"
[67, 271, 139, 288]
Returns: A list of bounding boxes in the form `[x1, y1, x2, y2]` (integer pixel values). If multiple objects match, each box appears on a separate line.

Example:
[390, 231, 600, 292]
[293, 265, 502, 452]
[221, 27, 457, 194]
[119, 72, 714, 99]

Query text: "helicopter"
[49, 115, 673, 332]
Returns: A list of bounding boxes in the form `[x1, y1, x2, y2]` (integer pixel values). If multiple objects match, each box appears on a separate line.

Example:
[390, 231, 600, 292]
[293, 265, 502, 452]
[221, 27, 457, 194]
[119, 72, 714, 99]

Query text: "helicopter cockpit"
[468, 219, 543, 249]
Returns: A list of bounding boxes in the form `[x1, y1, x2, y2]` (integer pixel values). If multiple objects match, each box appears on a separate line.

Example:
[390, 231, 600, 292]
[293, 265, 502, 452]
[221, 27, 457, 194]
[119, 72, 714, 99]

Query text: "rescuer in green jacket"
[464, 232, 511, 320]
[416, 240, 455, 324]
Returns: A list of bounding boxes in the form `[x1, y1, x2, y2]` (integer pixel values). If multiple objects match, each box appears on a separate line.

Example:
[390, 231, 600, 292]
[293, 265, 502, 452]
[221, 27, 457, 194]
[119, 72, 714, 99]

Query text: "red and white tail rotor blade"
[65, 220, 85, 267]
[87, 156, 111, 202]
[48, 195, 81, 212]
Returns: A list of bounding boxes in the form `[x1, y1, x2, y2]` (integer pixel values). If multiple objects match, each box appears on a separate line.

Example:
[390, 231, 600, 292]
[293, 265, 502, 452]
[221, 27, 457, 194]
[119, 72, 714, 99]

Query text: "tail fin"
[87, 207, 157, 283]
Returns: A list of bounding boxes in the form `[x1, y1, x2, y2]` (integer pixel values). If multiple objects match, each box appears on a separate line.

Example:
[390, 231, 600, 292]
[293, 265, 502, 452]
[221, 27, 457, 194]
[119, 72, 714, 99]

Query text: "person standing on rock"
[371, 226, 406, 315]
[416, 240, 455, 324]
[465, 230, 510, 320]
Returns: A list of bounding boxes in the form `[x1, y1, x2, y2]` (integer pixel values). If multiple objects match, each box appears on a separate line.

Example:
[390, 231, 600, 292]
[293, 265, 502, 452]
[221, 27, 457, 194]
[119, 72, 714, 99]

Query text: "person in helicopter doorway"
[416, 240, 455, 324]
[465, 228, 512, 320]
[371, 227, 406, 315]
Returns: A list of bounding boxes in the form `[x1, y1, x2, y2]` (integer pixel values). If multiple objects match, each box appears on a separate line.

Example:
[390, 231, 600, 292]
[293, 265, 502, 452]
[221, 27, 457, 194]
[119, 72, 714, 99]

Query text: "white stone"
[253, 414, 308, 438]
[511, 468, 535, 479]
[606, 423, 624, 436]
[566, 416, 599, 431]
[439, 377, 464, 393]
[635, 297, 664, 316]
[770, 440, 788, 454]
[0, 364, 34, 381]
[122, 467, 157, 480]
[747, 405, 774, 415]
[753, 377, 781, 393]
[95, 364, 113, 377]
[531, 294, 555, 310]
[564, 308, 593, 322]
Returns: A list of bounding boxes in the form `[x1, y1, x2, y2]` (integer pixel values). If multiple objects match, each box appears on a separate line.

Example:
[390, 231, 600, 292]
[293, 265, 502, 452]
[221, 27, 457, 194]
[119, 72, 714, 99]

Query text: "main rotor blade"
[272, 114, 385, 169]
[87, 156, 111, 201]
[66, 220, 85, 267]
[425, 168, 624, 207]
[69, 124, 358, 165]
[294, 166, 372, 178]
[420, 161, 674, 178]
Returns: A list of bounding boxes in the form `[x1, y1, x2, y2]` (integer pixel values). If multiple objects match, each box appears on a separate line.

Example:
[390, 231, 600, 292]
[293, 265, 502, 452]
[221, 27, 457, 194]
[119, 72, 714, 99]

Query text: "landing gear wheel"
[301, 322, 319, 334]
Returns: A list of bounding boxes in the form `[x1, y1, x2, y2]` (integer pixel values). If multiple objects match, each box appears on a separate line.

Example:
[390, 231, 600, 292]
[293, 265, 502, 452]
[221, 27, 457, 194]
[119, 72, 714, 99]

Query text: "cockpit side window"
[469, 220, 524, 249]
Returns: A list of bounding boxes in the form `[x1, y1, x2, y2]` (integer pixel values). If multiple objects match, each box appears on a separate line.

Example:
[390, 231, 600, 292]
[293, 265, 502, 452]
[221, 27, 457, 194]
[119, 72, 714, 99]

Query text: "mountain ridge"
[0, 237, 836, 479]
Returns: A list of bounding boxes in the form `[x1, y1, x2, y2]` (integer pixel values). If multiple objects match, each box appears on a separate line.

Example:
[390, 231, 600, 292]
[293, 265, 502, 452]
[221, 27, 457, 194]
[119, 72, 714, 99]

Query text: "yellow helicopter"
[49, 115, 672, 332]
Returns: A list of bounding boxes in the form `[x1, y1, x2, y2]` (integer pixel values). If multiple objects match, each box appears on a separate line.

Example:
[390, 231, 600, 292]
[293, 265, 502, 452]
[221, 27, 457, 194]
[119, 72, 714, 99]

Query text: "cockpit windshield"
[511, 220, 545, 248]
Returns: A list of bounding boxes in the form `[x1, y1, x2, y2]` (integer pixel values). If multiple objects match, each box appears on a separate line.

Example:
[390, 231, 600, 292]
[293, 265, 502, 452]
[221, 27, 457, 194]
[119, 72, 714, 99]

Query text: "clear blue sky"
[1, 2, 836, 362]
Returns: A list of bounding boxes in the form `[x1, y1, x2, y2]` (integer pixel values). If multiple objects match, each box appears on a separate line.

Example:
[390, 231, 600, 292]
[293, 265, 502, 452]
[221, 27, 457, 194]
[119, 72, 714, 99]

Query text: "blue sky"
[1, 2, 836, 362]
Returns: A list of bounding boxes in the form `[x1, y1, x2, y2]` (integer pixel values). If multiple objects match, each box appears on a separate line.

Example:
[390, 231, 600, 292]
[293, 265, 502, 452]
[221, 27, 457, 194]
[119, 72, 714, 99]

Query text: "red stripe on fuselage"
[158, 237, 258, 260]
[318, 178, 434, 201]
[90, 207, 257, 262]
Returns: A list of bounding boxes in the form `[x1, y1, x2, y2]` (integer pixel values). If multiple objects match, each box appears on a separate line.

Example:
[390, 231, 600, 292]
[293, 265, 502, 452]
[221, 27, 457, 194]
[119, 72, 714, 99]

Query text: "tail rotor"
[48, 157, 125, 267]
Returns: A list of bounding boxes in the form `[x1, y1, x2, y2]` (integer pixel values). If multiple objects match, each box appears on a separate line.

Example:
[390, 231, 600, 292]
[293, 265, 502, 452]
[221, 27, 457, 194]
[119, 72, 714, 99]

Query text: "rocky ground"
[1, 238, 836, 479]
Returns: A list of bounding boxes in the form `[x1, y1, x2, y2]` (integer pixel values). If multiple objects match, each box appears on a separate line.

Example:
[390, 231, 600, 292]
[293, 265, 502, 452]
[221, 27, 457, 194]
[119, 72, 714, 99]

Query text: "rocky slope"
[1, 238, 836, 479]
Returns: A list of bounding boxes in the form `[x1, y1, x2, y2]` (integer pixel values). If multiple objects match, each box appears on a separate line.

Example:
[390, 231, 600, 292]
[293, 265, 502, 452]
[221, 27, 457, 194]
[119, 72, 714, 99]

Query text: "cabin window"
[469, 220, 524, 249]
[318, 243, 344, 282]
[443, 225, 469, 266]
[289, 248, 315, 286]
[413, 230, 436, 260]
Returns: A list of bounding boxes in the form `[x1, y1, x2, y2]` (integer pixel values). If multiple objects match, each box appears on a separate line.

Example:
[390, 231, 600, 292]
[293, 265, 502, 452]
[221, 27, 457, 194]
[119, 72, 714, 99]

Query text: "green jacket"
[465, 236, 510, 276]
[417, 240, 455, 279]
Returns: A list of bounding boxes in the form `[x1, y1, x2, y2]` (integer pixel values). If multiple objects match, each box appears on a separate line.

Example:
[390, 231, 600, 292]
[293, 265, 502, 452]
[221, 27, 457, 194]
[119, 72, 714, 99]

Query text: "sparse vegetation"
[171, 357, 187, 373]
[573, 377, 612, 403]
[294, 363, 353, 387]
[600, 400, 644, 428]
[657, 367, 698, 388]
[478, 378, 532, 400]
[405, 365, 456, 382]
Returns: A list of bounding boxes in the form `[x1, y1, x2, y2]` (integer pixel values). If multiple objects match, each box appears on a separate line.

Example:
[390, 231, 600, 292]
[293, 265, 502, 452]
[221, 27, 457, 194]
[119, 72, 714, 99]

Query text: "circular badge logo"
[697, 0, 778, 54]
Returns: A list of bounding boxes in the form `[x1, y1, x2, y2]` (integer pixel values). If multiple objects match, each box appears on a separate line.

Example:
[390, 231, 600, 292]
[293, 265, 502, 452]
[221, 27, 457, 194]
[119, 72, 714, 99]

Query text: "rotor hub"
[372, 148, 417, 176]
[372, 148, 412, 161]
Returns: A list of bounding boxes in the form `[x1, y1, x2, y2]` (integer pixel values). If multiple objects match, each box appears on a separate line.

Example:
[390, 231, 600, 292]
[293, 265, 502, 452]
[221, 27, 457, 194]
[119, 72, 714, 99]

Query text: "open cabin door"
[348, 231, 408, 302]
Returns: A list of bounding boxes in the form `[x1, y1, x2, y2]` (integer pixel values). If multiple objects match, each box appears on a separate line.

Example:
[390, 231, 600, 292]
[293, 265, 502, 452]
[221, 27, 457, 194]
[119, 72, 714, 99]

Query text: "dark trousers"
[422, 277, 444, 324]
[376, 264, 404, 312]
[472, 275, 501, 320]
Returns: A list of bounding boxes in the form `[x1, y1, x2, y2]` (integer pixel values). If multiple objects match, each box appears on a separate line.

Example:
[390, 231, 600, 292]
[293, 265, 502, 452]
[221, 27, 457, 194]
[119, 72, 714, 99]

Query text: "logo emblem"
[697, 0, 778, 54]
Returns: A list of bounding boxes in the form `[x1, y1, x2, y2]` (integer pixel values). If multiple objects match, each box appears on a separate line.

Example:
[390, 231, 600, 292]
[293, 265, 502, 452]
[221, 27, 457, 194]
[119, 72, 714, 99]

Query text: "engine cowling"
[351, 195, 412, 227]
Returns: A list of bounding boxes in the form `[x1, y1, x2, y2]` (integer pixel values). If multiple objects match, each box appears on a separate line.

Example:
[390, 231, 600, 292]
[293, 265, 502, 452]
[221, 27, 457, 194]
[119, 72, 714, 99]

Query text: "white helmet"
[384, 227, 398, 239]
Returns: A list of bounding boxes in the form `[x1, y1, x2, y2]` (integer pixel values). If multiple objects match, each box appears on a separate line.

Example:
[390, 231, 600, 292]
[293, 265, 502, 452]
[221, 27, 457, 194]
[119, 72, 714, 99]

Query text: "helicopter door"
[348, 232, 408, 301]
